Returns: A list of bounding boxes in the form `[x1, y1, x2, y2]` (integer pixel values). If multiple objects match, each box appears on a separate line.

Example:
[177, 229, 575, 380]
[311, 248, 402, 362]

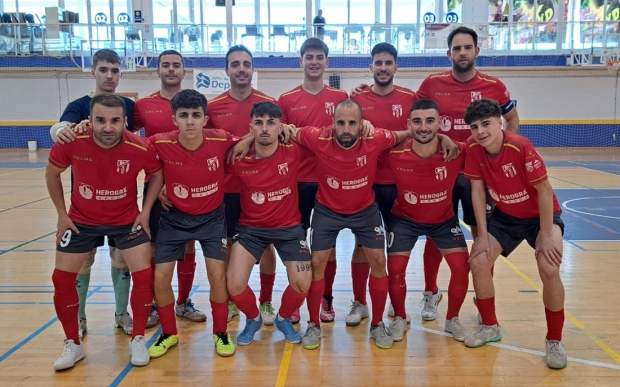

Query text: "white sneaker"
[445, 317, 467, 342]
[259, 302, 276, 326]
[345, 301, 369, 326]
[387, 303, 395, 317]
[175, 297, 207, 322]
[53, 339, 85, 371]
[228, 302, 240, 322]
[420, 290, 443, 321]
[129, 335, 150, 366]
[546, 340, 568, 369]
[146, 304, 160, 328]
[115, 312, 133, 335]
[464, 324, 502, 348]
[388, 316, 408, 342]
[78, 318, 87, 339]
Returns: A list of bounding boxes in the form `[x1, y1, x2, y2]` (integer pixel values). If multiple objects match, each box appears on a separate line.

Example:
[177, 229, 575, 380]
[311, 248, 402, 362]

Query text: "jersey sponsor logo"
[489, 188, 500, 202]
[451, 225, 463, 236]
[267, 187, 292, 202]
[356, 155, 367, 167]
[392, 105, 403, 118]
[342, 176, 368, 190]
[453, 118, 470, 130]
[278, 162, 289, 175]
[190, 182, 219, 198]
[95, 187, 127, 201]
[325, 102, 335, 115]
[251, 191, 266, 204]
[471, 91, 482, 101]
[435, 166, 447, 181]
[221, 238, 227, 249]
[207, 156, 219, 172]
[117, 160, 130, 174]
[73, 155, 93, 162]
[384, 130, 392, 139]
[173, 183, 189, 199]
[374, 225, 385, 236]
[327, 175, 340, 189]
[419, 190, 448, 204]
[533, 159, 542, 169]
[526, 161, 533, 172]
[440, 115, 452, 132]
[404, 190, 418, 204]
[502, 163, 517, 178]
[79, 183, 94, 200]
[300, 240, 309, 249]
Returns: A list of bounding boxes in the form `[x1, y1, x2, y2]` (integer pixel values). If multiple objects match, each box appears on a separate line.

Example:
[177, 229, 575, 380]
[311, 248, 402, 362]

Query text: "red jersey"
[206, 89, 276, 193]
[133, 91, 176, 136]
[297, 126, 397, 215]
[352, 86, 418, 185]
[464, 131, 561, 219]
[417, 70, 514, 142]
[49, 129, 160, 226]
[228, 142, 312, 228]
[278, 85, 349, 183]
[151, 129, 240, 215]
[388, 139, 465, 224]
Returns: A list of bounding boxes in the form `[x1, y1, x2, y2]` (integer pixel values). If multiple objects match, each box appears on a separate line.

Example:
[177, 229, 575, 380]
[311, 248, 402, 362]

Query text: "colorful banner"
[425, 23, 489, 49]
[512, 0, 564, 44]
[193, 69, 258, 94]
[581, 0, 620, 43]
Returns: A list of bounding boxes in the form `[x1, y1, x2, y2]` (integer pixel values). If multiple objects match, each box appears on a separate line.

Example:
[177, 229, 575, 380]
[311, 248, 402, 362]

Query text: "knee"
[538, 262, 560, 283]
[291, 274, 312, 294]
[469, 256, 489, 276]
[208, 263, 226, 284]
[226, 276, 245, 296]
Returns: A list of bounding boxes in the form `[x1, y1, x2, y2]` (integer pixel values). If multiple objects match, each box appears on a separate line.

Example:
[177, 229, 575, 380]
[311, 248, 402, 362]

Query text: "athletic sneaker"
[175, 297, 207, 322]
[214, 332, 236, 357]
[115, 312, 133, 335]
[370, 322, 394, 349]
[237, 316, 263, 346]
[148, 333, 179, 358]
[473, 296, 483, 324]
[420, 289, 443, 321]
[387, 303, 395, 317]
[259, 302, 276, 326]
[274, 314, 302, 344]
[464, 324, 502, 348]
[388, 317, 408, 342]
[78, 318, 88, 339]
[320, 296, 335, 322]
[291, 308, 301, 324]
[445, 317, 467, 342]
[345, 300, 369, 326]
[146, 304, 159, 328]
[546, 340, 568, 369]
[53, 339, 85, 371]
[302, 322, 321, 350]
[129, 335, 150, 366]
[228, 302, 240, 322]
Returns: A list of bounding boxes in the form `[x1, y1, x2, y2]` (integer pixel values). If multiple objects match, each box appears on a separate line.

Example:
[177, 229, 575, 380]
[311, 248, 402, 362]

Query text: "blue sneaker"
[236, 315, 263, 346]
[274, 314, 302, 344]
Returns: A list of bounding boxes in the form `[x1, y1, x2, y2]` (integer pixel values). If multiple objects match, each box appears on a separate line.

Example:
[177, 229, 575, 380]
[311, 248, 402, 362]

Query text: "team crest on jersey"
[325, 102, 335, 115]
[435, 166, 447, 181]
[489, 188, 500, 202]
[278, 162, 289, 175]
[356, 155, 367, 167]
[525, 161, 534, 172]
[404, 190, 418, 205]
[79, 183, 94, 200]
[502, 163, 517, 178]
[439, 116, 452, 132]
[207, 157, 219, 172]
[251, 191, 266, 204]
[471, 91, 482, 101]
[173, 183, 189, 199]
[327, 175, 340, 189]
[392, 105, 403, 118]
[116, 160, 130, 174]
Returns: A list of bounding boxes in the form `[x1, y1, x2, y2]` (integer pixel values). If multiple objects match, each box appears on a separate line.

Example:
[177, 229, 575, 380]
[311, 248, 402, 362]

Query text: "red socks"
[387, 255, 409, 319]
[351, 262, 370, 305]
[52, 269, 80, 344]
[368, 275, 389, 326]
[229, 286, 259, 320]
[279, 286, 308, 319]
[545, 308, 565, 341]
[259, 273, 276, 304]
[157, 303, 179, 335]
[477, 296, 498, 326]
[307, 278, 325, 326]
[176, 252, 196, 305]
[211, 300, 229, 334]
[323, 260, 337, 298]
[444, 252, 470, 320]
[130, 267, 154, 338]
[423, 239, 443, 293]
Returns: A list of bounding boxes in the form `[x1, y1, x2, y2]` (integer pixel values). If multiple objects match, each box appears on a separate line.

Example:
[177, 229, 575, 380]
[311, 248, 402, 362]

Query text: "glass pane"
[152, 0, 174, 50]
[90, 0, 112, 43]
[3, 1, 17, 13]
[392, 0, 418, 24]
[444, 0, 461, 23]
[233, 0, 259, 50]
[350, 0, 375, 24]
[392, 0, 419, 53]
[269, 0, 306, 53]
[203, 1, 227, 53]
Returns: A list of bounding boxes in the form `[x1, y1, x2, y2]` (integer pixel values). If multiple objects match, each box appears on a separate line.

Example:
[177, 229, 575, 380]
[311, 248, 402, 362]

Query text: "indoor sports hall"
[0, 1, 619, 386]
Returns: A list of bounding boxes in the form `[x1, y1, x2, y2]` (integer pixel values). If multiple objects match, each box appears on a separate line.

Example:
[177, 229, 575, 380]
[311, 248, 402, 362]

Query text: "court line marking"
[0, 231, 56, 256]
[562, 197, 620, 221]
[563, 211, 620, 236]
[275, 342, 294, 387]
[0, 167, 45, 177]
[459, 220, 620, 366]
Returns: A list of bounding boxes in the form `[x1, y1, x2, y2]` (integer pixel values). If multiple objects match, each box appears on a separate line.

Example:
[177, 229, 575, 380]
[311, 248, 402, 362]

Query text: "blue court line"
[0, 187, 34, 197]
[0, 286, 102, 364]
[0, 190, 70, 214]
[564, 239, 586, 251]
[564, 211, 620, 236]
[0, 231, 56, 257]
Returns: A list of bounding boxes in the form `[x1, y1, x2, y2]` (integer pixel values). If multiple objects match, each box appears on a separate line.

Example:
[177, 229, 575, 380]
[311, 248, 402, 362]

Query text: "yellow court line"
[275, 342, 294, 387]
[459, 219, 620, 365]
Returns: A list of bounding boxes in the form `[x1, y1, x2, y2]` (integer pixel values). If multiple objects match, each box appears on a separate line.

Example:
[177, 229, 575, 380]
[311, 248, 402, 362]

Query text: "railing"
[1, 21, 619, 59]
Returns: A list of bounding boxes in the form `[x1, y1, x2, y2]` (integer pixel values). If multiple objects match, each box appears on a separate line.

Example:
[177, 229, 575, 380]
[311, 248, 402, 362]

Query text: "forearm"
[504, 117, 519, 133]
[45, 170, 68, 217]
[50, 121, 72, 143]
[471, 181, 489, 235]
[143, 171, 164, 213]
[394, 130, 411, 144]
[537, 184, 555, 236]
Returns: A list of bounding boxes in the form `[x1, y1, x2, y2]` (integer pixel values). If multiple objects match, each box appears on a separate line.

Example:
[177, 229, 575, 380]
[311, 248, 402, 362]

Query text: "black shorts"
[373, 184, 397, 230]
[298, 182, 319, 231]
[488, 209, 565, 257]
[224, 193, 241, 238]
[233, 224, 311, 263]
[452, 174, 494, 227]
[386, 215, 466, 253]
[143, 182, 163, 243]
[310, 202, 385, 251]
[154, 205, 227, 263]
[56, 223, 149, 254]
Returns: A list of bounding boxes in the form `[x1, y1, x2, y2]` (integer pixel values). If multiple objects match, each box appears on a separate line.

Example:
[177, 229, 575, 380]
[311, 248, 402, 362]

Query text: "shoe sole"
[237, 339, 254, 346]
[320, 316, 335, 323]
[373, 341, 394, 349]
[176, 314, 207, 322]
[216, 350, 236, 357]
[53, 353, 85, 371]
[547, 362, 567, 370]
[302, 343, 320, 350]
[149, 342, 178, 358]
[131, 358, 150, 366]
[444, 328, 466, 342]
[464, 333, 503, 348]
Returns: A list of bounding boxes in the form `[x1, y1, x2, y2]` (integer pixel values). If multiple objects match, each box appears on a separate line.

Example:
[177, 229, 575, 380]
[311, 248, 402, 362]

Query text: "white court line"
[412, 325, 620, 371]
[567, 163, 620, 178]
[563, 197, 620, 220]
[0, 167, 45, 177]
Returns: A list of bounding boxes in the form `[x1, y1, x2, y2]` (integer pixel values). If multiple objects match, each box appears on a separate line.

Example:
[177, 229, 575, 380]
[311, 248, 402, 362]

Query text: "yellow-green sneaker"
[148, 333, 178, 358]
[214, 332, 236, 357]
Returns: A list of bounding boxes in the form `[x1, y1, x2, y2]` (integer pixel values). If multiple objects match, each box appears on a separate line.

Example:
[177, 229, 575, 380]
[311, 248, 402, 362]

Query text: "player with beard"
[133, 50, 207, 328]
[206, 45, 279, 325]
